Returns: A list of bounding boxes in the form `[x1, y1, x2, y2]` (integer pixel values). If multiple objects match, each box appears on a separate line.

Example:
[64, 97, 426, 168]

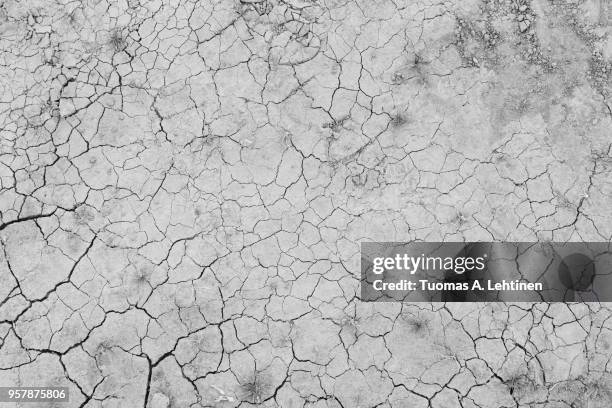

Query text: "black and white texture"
[1, 0, 612, 406]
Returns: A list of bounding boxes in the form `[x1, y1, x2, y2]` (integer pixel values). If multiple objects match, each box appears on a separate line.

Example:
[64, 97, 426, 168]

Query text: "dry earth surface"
[1, 0, 612, 406]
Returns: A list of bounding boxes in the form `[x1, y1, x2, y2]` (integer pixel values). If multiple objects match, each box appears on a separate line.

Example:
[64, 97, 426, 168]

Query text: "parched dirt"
[1, 0, 612, 407]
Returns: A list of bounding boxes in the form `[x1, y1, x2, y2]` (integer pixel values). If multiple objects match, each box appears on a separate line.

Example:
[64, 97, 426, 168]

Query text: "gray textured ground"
[1, 0, 612, 406]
